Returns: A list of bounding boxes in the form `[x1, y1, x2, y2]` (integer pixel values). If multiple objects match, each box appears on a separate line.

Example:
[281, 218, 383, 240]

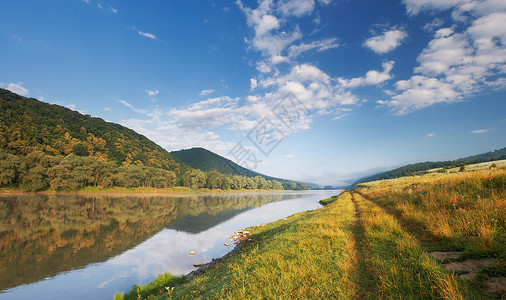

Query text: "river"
[0, 190, 338, 299]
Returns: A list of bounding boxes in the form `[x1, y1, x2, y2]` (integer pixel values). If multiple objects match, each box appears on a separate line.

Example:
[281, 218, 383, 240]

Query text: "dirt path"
[350, 192, 377, 299]
[354, 191, 506, 297]
[354, 191, 444, 251]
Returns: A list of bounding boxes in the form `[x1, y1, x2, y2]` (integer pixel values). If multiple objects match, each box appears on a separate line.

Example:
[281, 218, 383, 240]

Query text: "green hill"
[172, 147, 277, 179]
[171, 147, 318, 189]
[0, 88, 189, 174]
[352, 146, 506, 186]
[0, 89, 298, 191]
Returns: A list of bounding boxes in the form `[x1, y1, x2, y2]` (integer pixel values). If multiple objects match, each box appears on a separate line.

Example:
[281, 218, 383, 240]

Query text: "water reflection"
[0, 190, 338, 299]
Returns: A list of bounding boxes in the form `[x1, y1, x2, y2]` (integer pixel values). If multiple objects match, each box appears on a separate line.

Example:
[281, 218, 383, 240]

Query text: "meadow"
[115, 166, 505, 299]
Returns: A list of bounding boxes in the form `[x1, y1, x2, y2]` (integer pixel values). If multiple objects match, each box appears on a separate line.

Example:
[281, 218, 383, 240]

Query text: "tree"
[72, 143, 89, 156]
[205, 171, 222, 189]
[20, 151, 59, 191]
[189, 169, 207, 190]
[114, 165, 146, 187]
[0, 151, 23, 186]
[271, 180, 283, 190]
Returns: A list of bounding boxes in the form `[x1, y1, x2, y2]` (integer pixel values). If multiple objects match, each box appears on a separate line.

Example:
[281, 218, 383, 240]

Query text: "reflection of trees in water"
[0, 192, 289, 291]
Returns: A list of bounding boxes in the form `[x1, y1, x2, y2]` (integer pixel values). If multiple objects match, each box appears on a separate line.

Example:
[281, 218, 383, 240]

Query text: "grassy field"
[114, 166, 506, 299]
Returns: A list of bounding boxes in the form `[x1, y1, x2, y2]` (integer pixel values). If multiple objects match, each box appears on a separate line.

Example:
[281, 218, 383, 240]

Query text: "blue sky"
[1, 0, 505, 186]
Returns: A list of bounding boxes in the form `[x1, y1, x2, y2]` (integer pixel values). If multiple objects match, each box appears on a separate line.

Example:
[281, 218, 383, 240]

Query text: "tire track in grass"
[355, 191, 447, 252]
[349, 191, 378, 299]
[351, 192, 484, 299]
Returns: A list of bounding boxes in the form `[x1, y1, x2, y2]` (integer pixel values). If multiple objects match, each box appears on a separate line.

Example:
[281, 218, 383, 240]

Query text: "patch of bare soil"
[442, 258, 498, 280]
[429, 251, 461, 261]
[484, 277, 506, 294]
[430, 252, 506, 293]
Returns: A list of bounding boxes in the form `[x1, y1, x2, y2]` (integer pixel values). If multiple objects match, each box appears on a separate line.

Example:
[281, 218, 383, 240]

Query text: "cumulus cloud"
[364, 29, 408, 54]
[278, 0, 315, 17]
[1, 82, 29, 96]
[199, 89, 214, 96]
[288, 38, 339, 58]
[146, 89, 159, 96]
[340, 61, 395, 88]
[380, 2, 506, 114]
[471, 129, 489, 134]
[138, 30, 156, 40]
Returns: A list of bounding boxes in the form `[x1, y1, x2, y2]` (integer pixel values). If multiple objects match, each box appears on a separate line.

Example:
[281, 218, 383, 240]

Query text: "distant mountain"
[172, 147, 269, 178]
[171, 147, 319, 189]
[352, 147, 506, 186]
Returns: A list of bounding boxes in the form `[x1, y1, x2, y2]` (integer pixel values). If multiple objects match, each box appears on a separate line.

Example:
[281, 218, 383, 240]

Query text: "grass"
[114, 166, 505, 299]
[113, 273, 186, 300]
[352, 192, 483, 299]
[355, 167, 506, 260]
[319, 195, 338, 206]
[115, 192, 358, 299]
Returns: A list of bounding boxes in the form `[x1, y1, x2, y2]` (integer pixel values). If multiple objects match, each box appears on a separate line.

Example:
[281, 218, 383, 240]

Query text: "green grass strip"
[352, 192, 487, 299]
[117, 192, 357, 299]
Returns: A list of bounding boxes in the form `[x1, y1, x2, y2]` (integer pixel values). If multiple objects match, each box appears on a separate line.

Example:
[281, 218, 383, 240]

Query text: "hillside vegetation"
[171, 147, 314, 190]
[115, 165, 506, 299]
[0, 89, 288, 191]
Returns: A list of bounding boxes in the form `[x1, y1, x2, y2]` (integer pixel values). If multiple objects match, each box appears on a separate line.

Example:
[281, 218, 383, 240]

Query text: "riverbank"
[0, 186, 292, 195]
[114, 167, 505, 299]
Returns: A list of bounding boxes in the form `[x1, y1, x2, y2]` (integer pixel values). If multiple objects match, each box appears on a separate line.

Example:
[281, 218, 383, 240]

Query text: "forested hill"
[0, 88, 189, 175]
[172, 147, 277, 180]
[0, 89, 294, 191]
[171, 147, 318, 189]
[352, 146, 506, 186]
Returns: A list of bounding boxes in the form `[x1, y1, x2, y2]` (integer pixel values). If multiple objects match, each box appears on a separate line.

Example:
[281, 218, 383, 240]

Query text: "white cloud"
[471, 129, 489, 134]
[278, 0, 315, 17]
[426, 133, 435, 137]
[340, 61, 395, 88]
[146, 89, 159, 97]
[288, 38, 339, 58]
[138, 30, 157, 40]
[402, 0, 468, 16]
[110, 6, 118, 13]
[2, 82, 30, 96]
[199, 89, 215, 96]
[118, 99, 149, 114]
[423, 18, 444, 31]
[250, 78, 258, 90]
[381, 75, 460, 114]
[380, 2, 506, 114]
[237, 0, 303, 68]
[364, 29, 408, 54]
[118, 99, 134, 109]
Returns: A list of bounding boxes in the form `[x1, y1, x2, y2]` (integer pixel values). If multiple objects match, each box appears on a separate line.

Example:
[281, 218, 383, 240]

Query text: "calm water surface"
[0, 190, 338, 299]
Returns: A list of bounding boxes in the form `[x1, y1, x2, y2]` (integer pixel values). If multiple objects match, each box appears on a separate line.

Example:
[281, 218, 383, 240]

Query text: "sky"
[1, 0, 505, 186]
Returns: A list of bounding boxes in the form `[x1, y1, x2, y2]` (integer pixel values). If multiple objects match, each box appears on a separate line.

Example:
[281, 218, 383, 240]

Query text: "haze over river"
[0, 190, 338, 299]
